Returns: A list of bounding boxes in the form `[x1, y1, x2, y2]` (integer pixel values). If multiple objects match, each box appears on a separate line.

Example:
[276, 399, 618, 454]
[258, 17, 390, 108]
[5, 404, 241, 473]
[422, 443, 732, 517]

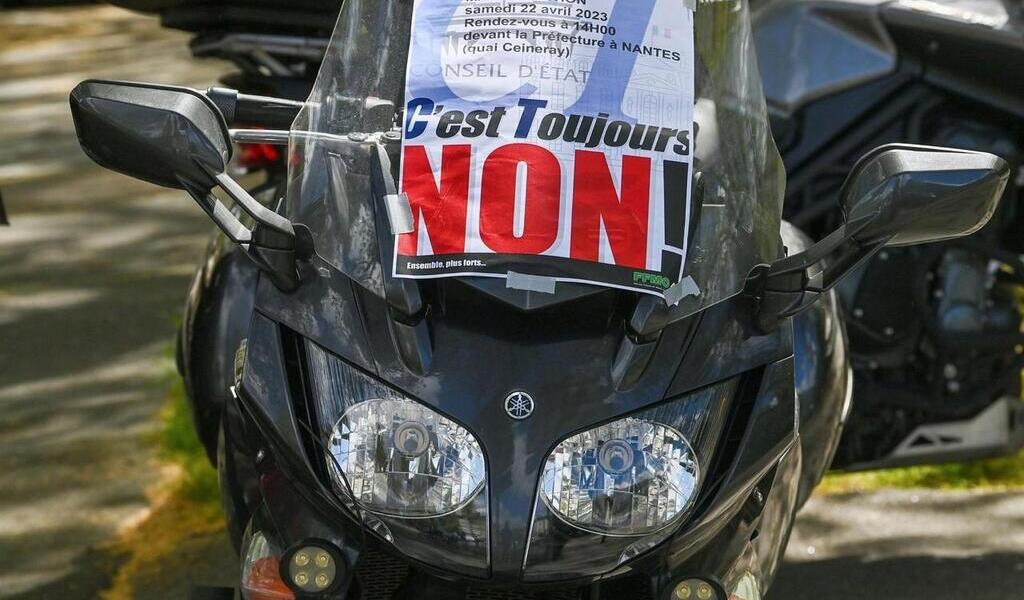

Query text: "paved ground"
[138, 489, 1024, 599]
[0, 7, 226, 598]
[1, 6, 1024, 600]
[165, 489, 1024, 600]
[773, 490, 1024, 599]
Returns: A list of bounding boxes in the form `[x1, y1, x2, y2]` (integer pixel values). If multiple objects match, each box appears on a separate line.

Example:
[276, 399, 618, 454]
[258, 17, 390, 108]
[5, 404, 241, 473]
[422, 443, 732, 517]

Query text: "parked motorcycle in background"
[752, 0, 1024, 471]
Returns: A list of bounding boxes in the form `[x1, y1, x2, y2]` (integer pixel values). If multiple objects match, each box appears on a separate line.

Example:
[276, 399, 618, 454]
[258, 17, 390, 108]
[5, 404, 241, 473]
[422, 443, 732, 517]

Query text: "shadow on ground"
[774, 553, 1024, 600]
[0, 6, 228, 598]
[773, 490, 1024, 599]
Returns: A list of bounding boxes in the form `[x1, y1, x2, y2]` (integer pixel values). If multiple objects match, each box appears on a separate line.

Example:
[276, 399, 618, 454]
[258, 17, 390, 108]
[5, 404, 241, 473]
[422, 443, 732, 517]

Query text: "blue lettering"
[405, 97, 435, 139]
[515, 99, 549, 138]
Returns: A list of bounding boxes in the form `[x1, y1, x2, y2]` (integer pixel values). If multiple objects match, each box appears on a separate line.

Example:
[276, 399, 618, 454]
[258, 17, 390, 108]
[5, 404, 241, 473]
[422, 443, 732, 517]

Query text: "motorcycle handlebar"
[206, 87, 303, 129]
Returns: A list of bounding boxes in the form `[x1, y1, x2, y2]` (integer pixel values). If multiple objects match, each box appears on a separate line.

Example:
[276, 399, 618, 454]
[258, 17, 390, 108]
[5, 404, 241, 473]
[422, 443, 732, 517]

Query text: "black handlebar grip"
[207, 87, 303, 129]
[235, 92, 304, 129]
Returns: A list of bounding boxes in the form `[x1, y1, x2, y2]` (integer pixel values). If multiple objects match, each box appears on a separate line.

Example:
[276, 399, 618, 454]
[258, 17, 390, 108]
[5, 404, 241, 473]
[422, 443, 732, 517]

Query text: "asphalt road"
[164, 489, 1024, 600]
[1, 6, 1023, 600]
[773, 490, 1024, 599]
[0, 7, 226, 598]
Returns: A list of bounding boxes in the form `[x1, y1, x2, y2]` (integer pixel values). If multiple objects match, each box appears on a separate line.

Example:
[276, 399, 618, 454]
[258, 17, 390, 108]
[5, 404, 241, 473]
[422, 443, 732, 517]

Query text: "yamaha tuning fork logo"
[504, 391, 535, 420]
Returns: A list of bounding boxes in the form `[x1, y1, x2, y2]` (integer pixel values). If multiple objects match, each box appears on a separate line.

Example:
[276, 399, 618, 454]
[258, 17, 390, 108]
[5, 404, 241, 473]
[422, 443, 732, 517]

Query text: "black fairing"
[881, 0, 1024, 118]
[755, 0, 1024, 123]
[179, 238, 259, 462]
[212, 226, 850, 591]
[782, 224, 850, 507]
[253, 261, 728, 580]
[164, 191, 849, 592]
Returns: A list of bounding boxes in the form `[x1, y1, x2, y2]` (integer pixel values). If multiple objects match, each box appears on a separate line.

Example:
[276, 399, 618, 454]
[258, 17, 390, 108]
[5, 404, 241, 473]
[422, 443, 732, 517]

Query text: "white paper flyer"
[395, 0, 695, 299]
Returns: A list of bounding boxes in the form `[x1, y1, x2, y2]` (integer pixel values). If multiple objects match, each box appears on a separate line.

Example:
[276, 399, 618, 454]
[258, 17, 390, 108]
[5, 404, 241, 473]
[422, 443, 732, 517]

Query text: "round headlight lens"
[328, 398, 485, 518]
[541, 418, 700, 535]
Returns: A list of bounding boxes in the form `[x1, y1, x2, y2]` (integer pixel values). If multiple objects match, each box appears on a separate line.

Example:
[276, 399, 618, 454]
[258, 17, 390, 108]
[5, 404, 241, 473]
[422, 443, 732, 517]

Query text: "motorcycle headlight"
[541, 418, 699, 535]
[524, 377, 738, 581]
[328, 398, 485, 517]
[305, 341, 489, 577]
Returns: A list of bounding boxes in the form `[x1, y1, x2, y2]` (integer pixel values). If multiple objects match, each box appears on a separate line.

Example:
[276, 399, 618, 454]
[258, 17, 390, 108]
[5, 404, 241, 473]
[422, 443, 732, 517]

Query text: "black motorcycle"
[113, 0, 1024, 476]
[752, 0, 1024, 471]
[71, 0, 1007, 598]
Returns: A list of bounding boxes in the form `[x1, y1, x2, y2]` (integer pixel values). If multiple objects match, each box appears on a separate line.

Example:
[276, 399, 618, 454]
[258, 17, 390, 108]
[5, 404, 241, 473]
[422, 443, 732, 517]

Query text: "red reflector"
[242, 556, 295, 600]
[239, 143, 282, 169]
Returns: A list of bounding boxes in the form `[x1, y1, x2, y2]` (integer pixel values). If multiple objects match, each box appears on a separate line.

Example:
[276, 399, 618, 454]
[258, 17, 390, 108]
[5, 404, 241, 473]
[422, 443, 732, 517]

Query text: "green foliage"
[100, 353, 225, 600]
[157, 365, 222, 515]
[820, 450, 1024, 494]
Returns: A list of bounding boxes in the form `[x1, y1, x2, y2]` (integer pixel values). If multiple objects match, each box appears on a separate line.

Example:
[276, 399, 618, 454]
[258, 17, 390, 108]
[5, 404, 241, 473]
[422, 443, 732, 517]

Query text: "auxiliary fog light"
[285, 544, 340, 594]
[672, 579, 721, 600]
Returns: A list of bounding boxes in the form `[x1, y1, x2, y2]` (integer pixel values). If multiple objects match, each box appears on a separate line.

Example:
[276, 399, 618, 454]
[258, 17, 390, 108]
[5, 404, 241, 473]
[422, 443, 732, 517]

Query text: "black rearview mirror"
[841, 144, 1009, 247]
[70, 80, 303, 291]
[70, 80, 232, 191]
[752, 143, 1009, 333]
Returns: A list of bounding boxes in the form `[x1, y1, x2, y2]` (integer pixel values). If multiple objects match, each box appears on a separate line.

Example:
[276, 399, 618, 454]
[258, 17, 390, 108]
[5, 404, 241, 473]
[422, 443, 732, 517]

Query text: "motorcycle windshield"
[287, 0, 784, 316]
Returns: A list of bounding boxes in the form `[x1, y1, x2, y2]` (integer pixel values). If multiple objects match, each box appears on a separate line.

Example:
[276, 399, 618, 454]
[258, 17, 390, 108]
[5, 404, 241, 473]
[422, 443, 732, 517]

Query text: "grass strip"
[819, 450, 1024, 494]
[100, 356, 225, 600]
